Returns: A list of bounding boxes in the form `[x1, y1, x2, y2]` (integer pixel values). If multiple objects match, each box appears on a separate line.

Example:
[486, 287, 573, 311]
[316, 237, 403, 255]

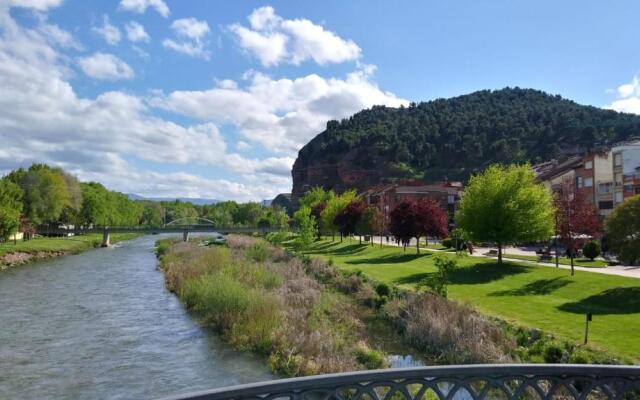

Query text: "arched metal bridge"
[160, 365, 640, 400]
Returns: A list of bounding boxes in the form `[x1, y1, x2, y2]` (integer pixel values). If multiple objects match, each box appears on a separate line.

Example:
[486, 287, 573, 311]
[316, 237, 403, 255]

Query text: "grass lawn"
[0, 233, 140, 258]
[502, 253, 608, 268]
[300, 238, 640, 362]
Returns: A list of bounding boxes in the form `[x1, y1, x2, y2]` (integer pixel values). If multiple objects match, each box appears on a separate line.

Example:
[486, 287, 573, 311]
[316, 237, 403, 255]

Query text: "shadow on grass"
[307, 241, 341, 252]
[489, 277, 573, 296]
[346, 252, 433, 265]
[557, 287, 640, 315]
[393, 262, 530, 286]
[312, 243, 369, 256]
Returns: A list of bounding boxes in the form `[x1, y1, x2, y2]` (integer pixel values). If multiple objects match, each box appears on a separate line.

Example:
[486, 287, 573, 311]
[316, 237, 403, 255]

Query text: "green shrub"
[354, 342, 388, 369]
[569, 348, 592, 364]
[542, 341, 565, 363]
[582, 241, 601, 261]
[375, 282, 391, 297]
[155, 240, 172, 257]
[441, 238, 454, 248]
[246, 242, 270, 263]
[266, 231, 289, 245]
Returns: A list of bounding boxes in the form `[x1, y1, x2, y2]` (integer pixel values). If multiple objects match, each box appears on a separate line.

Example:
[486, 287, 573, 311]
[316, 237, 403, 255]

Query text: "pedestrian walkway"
[369, 236, 640, 279]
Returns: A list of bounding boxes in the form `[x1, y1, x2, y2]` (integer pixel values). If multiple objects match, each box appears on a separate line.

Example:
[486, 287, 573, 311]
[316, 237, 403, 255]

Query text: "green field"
[0, 233, 140, 258]
[501, 253, 608, 268]
[301, 239, 640, 362]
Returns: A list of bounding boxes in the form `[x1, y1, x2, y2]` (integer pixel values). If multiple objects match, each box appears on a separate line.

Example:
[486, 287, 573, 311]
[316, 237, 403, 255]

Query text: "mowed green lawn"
[302, 239, 640, 362]
[0, 233, 140, 258]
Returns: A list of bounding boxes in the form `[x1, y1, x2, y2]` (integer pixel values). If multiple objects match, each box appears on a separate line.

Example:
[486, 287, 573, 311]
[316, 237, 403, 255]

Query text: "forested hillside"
[292, 88, 640, 203]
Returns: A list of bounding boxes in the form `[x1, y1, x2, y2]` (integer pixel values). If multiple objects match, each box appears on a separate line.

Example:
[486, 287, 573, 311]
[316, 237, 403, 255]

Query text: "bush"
[375, 282, 391, 297]
[354, 342, 388, 369]
[582, 241, 601, 261]
[542, 341, 566, 363]
[417, 254, 457, 297]
[441, 238, 453, 248]
[246, 242, 270, 263]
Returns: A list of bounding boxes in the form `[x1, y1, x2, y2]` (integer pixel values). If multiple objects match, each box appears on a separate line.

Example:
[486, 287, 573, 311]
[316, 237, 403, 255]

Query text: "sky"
[1, 0, 640, 202]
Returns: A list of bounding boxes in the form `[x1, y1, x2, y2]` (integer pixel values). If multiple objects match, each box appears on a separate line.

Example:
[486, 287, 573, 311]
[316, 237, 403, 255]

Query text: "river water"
[0, 235, 272, 400]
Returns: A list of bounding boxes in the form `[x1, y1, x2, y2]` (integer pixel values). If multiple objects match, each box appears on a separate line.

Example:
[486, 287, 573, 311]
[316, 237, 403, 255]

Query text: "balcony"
[162, 365, 640, 400]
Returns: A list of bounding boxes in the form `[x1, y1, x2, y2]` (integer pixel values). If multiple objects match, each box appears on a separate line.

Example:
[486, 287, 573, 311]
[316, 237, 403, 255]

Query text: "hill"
[291, 88, 640, 205]
[127, 194, 220, 205]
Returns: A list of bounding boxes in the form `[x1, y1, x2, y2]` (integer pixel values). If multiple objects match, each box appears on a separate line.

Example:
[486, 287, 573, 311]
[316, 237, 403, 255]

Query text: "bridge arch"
[164, 217, 217, 227]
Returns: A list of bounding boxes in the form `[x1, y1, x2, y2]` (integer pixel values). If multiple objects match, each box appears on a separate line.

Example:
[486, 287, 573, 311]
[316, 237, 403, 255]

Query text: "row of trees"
[0, 164, 289, 242]
[293, 163, 640, 268]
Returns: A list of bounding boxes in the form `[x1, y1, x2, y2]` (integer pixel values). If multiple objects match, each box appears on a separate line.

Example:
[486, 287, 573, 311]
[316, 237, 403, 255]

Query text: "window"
[614, 153, 622, 166]
[576, 176, 583, 188]
[615, 192, 623, 203]
[584, 177, 593, 187]
[447, 194, 455, 204]
[598, 201, 614, 210]
[615, 173, 622, 184]
[598, 182, 612, 194]
[585, 161, 593, 169]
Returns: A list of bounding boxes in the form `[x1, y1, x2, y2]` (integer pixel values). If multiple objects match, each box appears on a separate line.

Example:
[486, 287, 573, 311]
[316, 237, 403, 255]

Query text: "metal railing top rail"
[159, 365, 640, 400]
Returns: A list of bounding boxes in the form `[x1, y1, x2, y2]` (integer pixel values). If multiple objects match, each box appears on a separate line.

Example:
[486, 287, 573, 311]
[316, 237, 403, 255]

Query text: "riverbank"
[297, 238, 639, 363]
[159, 235, 571, 377]
[0, 233, 140, 270]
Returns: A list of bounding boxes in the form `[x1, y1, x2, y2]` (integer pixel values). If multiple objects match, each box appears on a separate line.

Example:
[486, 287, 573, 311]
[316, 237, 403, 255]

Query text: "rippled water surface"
[0, 235, 272, 399]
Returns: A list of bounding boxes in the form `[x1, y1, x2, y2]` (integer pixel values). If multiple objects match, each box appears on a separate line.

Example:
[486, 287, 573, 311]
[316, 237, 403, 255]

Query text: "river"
[0, 235, 272, 400]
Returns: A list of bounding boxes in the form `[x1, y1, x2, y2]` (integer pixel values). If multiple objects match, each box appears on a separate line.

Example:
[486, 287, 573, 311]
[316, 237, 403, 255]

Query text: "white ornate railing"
[160, 365, 640, 400]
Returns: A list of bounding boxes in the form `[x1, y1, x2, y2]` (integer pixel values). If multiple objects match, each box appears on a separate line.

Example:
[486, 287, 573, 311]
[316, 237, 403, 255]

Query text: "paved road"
[370, 236, 640, 279]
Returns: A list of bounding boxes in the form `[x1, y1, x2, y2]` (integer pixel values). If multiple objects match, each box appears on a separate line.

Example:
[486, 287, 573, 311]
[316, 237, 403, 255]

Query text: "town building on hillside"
[534, 149, 615, 218]
[612, 140, 640, 207]
[361, 182, 464, 231]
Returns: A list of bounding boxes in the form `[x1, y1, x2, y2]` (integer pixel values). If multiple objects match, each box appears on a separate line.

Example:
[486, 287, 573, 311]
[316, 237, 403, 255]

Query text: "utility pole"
[584, 313, 592, 344]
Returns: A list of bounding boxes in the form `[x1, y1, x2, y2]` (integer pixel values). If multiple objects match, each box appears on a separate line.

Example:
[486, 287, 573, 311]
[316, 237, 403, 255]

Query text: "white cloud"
[78, 52, 134, 80]
[162, 17, 211, 60]
[125, 21, 149, 43]
[38, 23, 81, 49]
[6, 0, 62, 10]
[171, 17, 210, 41]
[608, 75, 640, 114]
[230, 6, 361, 67]
[92, 15, 121, 45]
[118, 0, 169, 18]
[0, 7, 294, 201]
[162, 39, 210, 60]
[153, 67, 408, 153]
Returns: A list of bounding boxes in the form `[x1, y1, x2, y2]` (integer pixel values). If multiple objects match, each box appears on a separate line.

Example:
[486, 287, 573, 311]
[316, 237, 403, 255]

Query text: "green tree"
[293, 205, 316, 250]
[456, 164, 554, 263]
[0, 179, 23, 242]
[320, 189, 356, 241]
[13, 165, 73, 225]
[606, 195, 640, 265]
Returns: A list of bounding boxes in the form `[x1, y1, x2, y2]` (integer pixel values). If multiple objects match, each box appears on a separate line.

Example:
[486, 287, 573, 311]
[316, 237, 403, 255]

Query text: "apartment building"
[612, 140, 640, 207]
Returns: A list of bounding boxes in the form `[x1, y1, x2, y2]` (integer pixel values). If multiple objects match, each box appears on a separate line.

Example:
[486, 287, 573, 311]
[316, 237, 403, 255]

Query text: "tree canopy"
[606, 195, 640, 265]
[456, 164, 555, 263]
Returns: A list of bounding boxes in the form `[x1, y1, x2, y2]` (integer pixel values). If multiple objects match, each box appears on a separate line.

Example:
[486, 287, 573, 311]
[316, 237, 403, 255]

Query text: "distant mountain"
[127, 194, 220, 205]
[291, 87, 640, 206]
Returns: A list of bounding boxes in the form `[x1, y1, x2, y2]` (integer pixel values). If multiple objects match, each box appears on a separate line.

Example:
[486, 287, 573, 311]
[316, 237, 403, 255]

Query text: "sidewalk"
[369, 236, 640, 279]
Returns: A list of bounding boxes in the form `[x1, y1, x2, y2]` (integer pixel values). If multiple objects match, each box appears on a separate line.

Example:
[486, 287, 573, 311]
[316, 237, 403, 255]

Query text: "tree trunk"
[570, 253, 575, 276]
[498, 243, 503, 264]
[340, 232, 343, 243]
[359, 235, 362, 244]
[416, 237, 420, 254]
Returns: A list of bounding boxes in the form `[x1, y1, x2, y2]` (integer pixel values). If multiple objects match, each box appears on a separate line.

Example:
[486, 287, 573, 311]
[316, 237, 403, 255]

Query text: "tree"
[311, 202, 327, 239]
[413, 198, 449, 253]
[554, 179, 602, 275]
[299, 186, 334, 209]
[388, 198, 416, 250]
[456, 164, 555, 263]
[0, 179, 23, 242]
[356, 206, 383, 246]
[334, 199, 366, 242]
[320, 190, 356, 241]
[293, 206, 316, 250]
[582, 241, 601, 261]
[606, 195, 640, 265]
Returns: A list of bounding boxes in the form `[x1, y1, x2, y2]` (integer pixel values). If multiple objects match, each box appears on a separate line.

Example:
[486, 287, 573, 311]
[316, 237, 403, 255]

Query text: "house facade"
[612, 140, 640, 207]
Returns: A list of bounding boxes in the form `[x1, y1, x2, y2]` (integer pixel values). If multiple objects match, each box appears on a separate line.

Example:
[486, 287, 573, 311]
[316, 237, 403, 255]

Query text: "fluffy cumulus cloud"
[153, 66, 408, 153]
[162, 17, 211, 60]
[78, 52, 134, 80]
[608, 75, 640, 114]
[230, 6, 361, 66]
[92, 15, 121, 45]
[125, 21, 149, 42]
[118, 0, 169, 18]
[0, 6, 293, 200]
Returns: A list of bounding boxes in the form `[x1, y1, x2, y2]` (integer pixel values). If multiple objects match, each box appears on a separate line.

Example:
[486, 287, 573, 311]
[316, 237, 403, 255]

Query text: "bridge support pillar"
[183, 230, 189, 242]
[101, 230, 111, 247]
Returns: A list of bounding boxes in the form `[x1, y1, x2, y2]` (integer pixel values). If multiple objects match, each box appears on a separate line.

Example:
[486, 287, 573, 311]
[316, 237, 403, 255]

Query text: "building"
[361, 182, 464, 231]
[534, 149, 615, 218]
[612, 140, 640, 207]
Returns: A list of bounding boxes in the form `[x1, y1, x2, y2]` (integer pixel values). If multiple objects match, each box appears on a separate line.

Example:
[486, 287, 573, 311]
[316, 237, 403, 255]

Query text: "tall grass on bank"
[157, 236, 386, 376]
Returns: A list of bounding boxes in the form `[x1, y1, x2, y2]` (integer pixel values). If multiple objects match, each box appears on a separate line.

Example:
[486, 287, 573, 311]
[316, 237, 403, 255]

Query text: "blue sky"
[2, 0, 640, 201]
